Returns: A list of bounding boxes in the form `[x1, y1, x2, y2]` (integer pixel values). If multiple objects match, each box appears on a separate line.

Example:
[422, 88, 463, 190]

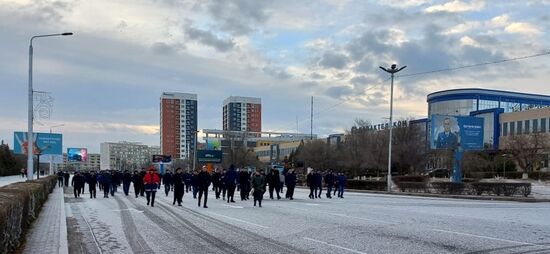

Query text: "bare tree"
[505, 131, 549, 172]
[295, 139, 335, 171]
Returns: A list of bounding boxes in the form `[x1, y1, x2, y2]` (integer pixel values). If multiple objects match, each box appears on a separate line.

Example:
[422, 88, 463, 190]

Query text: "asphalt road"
[64, 186, 550, 254]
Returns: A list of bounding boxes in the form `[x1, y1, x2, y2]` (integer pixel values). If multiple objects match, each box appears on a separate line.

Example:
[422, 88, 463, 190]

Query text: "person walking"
[71, 172, 85, 198]
[325, 170, 335, 199]
[172, 168, 185, 206]
[306, 169, 315, 199]
[212, 168, 221, 199]
[132, 170, 142, 198]
[64, 171, 70, 187]
[87, 171, 97, 199]
[122, 170, 132, 196]
[238, 168, 250, 201]
[313, 170, 323, 199]
[225, 165, 238, 203]
[139, 169, 147, 197]
[197, 166, 211, 208]
[191, 170, 199, 199]
[267, 169, 281, 200]
[285, 169, 297, 200]
[220, 169, 227, 200]
[162, 170, 173, 197]
[57, 171, 64, 187]
[183, 170, 192, 193]
[143, 166, 160, 207]
[110, 170, 120, 196]
[251, 170, 265, 207]
[279, 170, 285, 194]
[337, 172, 346, 198]
[100, 170, 112, 198]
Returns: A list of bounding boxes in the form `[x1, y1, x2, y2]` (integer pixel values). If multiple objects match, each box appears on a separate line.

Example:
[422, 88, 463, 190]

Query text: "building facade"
[160, 92, 197, 159]
[57, 153, 101, 172]
[100, 142, 160, 170]
[223, 96, 261, 132]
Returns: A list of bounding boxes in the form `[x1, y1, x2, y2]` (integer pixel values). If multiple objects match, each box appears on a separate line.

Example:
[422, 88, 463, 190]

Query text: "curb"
[296, 186, 550, 202]
[59, 187, 69, 254]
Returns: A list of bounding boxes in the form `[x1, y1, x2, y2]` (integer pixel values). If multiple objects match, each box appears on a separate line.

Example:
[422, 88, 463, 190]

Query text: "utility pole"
[379, 64, 407, 192]
[310, 96, 313, 140]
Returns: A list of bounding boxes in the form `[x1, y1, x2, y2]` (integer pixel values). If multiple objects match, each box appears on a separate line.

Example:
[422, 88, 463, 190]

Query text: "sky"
[0, 0, 549, 153]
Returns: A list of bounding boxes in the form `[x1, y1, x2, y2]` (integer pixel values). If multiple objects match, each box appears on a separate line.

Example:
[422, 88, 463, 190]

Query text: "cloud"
[262, 66, 292, 79]
[325, 85, 354, 99]
[504, 22, 542, 35]
[425, 0, 485, 13]
[184, 26, 236, 52]
[318, 51, 349, 69]
[150, 42, 185, 55]
[204, 0, 270, 35]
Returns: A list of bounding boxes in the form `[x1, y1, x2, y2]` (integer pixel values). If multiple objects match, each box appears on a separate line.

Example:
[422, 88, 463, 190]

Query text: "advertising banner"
[205, 138, 222, 150]
[197, 150, 222, 163]
[152, 155, 172, 163]
[67, 148, 88, 162]
[431, 115, 484, 151]
[13, 132, 63, 155]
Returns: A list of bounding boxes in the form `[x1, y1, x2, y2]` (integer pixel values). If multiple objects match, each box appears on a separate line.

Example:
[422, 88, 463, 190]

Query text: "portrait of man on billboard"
[434, 117, 459, 149]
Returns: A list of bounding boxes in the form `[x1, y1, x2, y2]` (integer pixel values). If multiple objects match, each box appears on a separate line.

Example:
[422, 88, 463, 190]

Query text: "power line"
[397, 50, 550, 78]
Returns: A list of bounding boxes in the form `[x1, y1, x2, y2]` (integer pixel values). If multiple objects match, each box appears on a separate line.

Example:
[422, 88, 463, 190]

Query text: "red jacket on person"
[143, 173, 160, 185]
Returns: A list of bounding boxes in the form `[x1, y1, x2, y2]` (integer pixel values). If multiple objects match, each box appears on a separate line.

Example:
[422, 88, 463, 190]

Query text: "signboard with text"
[197, 150, 222, 163]
[13, 132, 62, 155]
[430, 115, 484, 151]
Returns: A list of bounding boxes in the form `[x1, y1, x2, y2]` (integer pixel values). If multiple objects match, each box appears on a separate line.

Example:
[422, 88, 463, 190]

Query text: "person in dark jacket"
[197, 166, 211, 208]
[111, 170, 121, 196]
[239, 169, 250, 201]
[251, 170, 265, 207]
[162, 170, 173, 196]
[211, 168, 221, 199]
[285, 169, 297, 200]
[121, 170, 132, 196]
[71, 172, 85, 198]
[220, 169, 227, 200]
[57, 171, 64, 187]
[143, 166, 160, 207]
[132, 170, 142, 198]
[100, 171, 112, 198]
[191, 171, 199, 199]
[267, 170, 281, 200]
[139, 169, 147, 196]
[313, 170, 323, 199]
[225, 165, 238, 203]
[64, 171, 70, 187]
[306, 169, 314, 199]
[337, 172, 346, 198]
[324, 170, 335, 199]
[172, 168, 185, 206]
[87, 171, 98, 198]
[183, 170, 192, 193]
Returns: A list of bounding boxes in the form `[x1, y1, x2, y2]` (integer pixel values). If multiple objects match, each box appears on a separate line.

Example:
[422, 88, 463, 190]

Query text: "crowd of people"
[56, 165, 347, 209]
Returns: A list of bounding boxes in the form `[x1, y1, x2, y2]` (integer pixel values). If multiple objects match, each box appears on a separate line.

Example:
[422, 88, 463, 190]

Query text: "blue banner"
[431, 115, 484, 151]
[197, 150, 222, 163]
[13, 132, 63, 155]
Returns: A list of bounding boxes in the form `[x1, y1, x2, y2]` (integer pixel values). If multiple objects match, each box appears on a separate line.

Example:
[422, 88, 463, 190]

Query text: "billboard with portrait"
[67, 148, 88, 162]
[205, 138, 222, 150]
[13, 132, 63, 155]
[431, 115, 484, 151]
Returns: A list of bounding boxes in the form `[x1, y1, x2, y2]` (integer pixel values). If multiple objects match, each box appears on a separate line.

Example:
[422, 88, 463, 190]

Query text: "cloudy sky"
[1, 0, 549, 153]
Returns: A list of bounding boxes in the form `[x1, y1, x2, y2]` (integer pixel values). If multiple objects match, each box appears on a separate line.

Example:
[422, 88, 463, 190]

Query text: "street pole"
[379, 64, 406, 192]
[27, 33, 73, 181]
[193, 131, 197, 170]
[49, 124, 64, 176]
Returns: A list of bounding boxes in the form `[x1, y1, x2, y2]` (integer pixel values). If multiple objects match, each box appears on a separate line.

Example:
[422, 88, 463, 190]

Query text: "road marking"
[207, 212, 270, 229]
[112, 208, 143, 213]
[223, 204, 244, 209]
[432, 229, 547, 247]
[327, 212, 394, 224]
[304, 203, 320, 206]
[303, 237, 367, 254]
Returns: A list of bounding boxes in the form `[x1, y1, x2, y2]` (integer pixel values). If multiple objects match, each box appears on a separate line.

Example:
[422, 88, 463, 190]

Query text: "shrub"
[529, 172, 550, 181]
[469, 182, 531, 197]
[392, 175, 428, 183]
[346, 180, 386, 191]
[395, 182, 429, 193]
[430, 182, 465, 194]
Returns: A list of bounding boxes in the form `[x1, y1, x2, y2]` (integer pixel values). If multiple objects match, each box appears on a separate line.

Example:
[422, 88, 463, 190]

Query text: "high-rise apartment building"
[160, 92, 197, 159]
[223, 96, 261, 132]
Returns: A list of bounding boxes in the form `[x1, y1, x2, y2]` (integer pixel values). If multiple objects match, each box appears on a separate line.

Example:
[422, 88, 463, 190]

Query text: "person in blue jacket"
[225, 165, 238, 203]
[100, 170, 112, 198]
[324, 170, 335, 199]
[183, 170, 192, 193]
[337, 172, 346, 198]
[313, 170, 323, 199]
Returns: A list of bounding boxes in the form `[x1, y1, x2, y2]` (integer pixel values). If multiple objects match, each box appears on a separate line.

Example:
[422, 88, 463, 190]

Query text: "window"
[542, 118, 547, 133]
[524, 120, 530, 134]
[510, 122, 515, 136]
[533, 119, 539, 133]
[517, 121, 522, 135]
[503, 122, 508, 136]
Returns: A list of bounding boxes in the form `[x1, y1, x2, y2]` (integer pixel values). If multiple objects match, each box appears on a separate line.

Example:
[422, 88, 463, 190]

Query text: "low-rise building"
[100, 142, 160, 170]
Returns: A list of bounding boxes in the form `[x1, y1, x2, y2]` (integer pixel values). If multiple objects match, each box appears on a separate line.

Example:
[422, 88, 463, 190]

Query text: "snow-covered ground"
[0, 175, 27, 187]
[63, 184, 550, 254]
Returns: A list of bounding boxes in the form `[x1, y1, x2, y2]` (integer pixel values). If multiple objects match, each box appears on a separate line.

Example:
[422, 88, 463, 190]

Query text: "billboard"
[197, 150, 222, 163]
[152, 155, 172, 163]
[431, 115, 484, 151]
[205, 138, 222, 150]
[67, 148, 88, 162]
[13, 132, 62, 155]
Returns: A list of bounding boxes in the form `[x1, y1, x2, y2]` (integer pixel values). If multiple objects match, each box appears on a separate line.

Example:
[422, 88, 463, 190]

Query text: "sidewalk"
[23, 186, 68, 254]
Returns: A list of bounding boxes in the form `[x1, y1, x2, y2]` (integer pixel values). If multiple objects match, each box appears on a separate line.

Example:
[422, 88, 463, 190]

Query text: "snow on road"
[0, 175, 27, 187]
[64, 185, 550, 254]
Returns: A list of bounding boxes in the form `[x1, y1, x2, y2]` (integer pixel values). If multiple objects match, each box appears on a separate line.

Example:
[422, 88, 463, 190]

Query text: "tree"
[295, 139, 335, 171]
[505, 131, 549, 173]
[392, 122, 427, 175]
[0, 141, 19, 176]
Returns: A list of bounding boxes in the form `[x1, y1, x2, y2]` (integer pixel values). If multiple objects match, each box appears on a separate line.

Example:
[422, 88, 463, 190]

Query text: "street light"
[27, 32, 73, 181]
[379, 64, 407, 192]
[193, 130, 200, 171]
[49, 124, 64, 175]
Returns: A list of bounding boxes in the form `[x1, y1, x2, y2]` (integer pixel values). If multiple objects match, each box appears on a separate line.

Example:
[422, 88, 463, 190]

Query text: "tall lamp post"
[192, 130, 200, 170]
[27, 32, 73, 181]
[49, 124, 64, 175]
[379, 64, 407, 192]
